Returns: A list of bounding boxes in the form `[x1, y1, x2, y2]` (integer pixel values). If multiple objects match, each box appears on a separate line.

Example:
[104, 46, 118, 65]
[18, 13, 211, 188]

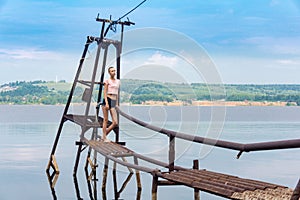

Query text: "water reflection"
[46, 170, 59, 200]
[46, 162, 142, 200]
[73, 170, 97, 200]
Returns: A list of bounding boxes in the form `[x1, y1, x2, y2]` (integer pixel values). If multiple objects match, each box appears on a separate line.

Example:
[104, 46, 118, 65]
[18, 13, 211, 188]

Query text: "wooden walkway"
[81, 138, 295, 200]
[159, 169, 293, 199]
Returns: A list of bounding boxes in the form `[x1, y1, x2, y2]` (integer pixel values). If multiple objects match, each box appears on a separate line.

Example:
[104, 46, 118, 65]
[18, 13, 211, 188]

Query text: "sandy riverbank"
[121, 100, 298, 106]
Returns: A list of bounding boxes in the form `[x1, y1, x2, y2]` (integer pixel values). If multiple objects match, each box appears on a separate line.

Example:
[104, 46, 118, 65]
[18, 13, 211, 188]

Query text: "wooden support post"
[87, 158, 94, 170]
[193, 159, 200, 200]
[86, 157, 97, 181]
[169, 135, 175, 172]
[46, 155, 60, 174]
[50, 172, 59, 188]
[134, 156, 142, 193]
[84, 166, 98, 200]
[73, 141, 83, 176]
[50, 155, 59, 174]
[121, 174, 134, 192]
[92, 134, 98, 178]
[115, 125, 120, 143]
[93, 179, 98, 200]
[46, 169, 59, 188]
[152, 174, 158, 200]
[46, 168, 59, 200]
[113, 161, 119, 200]
[291, 178, 300, 200]
[102, 158, 109, 192]
[137, 187, 142, 200]
[111, 157, 135, 198]
[117, 171, 133, 195]
[93, 157, 98, 176]
[102, 186, 107, 200]
[85, 128, 98, 173]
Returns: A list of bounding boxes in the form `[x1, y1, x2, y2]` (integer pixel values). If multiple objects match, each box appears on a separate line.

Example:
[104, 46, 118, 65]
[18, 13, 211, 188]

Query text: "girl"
[102, 66, 120, 142]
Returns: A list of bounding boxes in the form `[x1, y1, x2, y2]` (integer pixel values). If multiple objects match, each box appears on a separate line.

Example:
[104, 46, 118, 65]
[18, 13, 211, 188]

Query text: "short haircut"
[108, 66, 115, 73]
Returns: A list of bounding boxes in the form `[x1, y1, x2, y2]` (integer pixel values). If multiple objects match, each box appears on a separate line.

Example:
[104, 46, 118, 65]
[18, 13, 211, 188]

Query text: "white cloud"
[144, 51, 178, 67]
[213, 54, 300, 84]
[241, 36, 300, 55]
[0, 47, 78, 84]
[0, 48, 63, 60]
[276, 59, 300, 66]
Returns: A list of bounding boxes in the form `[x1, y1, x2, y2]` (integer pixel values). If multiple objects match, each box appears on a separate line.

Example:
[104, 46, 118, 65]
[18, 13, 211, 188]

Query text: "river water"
[0, 105, 300, 199]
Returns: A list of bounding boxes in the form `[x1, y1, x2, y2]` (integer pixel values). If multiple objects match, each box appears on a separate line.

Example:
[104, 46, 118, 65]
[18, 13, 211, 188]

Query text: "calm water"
[0, 105, 300, 199]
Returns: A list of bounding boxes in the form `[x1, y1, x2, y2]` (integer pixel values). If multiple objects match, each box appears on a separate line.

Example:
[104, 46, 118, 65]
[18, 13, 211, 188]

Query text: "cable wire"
[116, 0, 147, 22]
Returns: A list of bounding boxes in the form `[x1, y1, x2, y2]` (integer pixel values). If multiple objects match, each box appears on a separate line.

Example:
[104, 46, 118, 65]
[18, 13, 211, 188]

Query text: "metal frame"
[45, 14, 300, 200]
[46, 17, 134, 178]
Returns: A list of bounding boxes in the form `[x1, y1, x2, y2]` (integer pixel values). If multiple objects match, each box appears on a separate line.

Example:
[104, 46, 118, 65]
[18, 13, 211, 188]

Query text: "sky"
[0, 0, 300, 84]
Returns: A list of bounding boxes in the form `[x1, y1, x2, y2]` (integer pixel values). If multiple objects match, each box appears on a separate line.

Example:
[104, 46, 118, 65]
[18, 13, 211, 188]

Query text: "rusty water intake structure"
[46, 15, 300, 200]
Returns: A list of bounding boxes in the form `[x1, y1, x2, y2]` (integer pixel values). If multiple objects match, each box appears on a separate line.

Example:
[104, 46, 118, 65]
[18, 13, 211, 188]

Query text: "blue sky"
[0, 0, 300, 84]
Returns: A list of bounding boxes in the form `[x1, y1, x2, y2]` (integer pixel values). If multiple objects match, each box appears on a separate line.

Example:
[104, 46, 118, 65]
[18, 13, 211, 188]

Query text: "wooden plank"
[171, 170, 246, 193]
[196, 169, 282, 188]
[181, 170, 258, 191]
[102, 144, 129, 155]
[188, 170, 279, 190]
[161, 173, 235, 198]
[64, 114, 104, 128]
[160, 169, 292, 199]
[87, 139, 133, 157]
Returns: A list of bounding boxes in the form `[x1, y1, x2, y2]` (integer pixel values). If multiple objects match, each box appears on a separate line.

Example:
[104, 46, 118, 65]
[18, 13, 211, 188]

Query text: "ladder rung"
[78, 80, 104, 86]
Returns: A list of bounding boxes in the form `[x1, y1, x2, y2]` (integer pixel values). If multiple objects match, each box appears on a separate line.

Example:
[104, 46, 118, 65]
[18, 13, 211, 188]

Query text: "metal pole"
[96, 46, 109, 117]
[116, 42, 121, 143]
[47, 36, 93, 172]
[81, 40, 102, 138]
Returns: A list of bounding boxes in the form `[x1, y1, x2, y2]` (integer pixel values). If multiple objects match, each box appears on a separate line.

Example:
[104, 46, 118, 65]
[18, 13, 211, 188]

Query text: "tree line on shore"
[0, 79, 300, 105]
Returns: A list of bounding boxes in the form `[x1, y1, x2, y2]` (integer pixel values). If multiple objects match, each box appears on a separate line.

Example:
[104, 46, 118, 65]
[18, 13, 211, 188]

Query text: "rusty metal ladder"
[46, 16, 134, 181]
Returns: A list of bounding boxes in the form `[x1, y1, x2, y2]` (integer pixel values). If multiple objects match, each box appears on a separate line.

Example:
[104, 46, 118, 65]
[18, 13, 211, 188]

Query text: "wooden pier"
[47, 105, 300, 199]
[77, 136, 297, 200]
[46, 15, 300, 200]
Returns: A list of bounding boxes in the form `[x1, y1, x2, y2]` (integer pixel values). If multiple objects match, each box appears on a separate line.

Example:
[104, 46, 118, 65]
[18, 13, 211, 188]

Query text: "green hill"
[0, 80, 300, 105]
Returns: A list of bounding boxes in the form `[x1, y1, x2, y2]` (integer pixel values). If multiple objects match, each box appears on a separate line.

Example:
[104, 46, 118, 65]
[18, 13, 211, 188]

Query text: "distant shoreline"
[0, 100, 298, 107]
[121, 100, 298, 106]
[1, 80, 300, 106]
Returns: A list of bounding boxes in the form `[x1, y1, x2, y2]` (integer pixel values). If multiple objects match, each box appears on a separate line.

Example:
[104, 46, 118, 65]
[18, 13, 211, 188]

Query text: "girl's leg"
[102, 106, 109, 140]
[106, 108, 118, 135]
